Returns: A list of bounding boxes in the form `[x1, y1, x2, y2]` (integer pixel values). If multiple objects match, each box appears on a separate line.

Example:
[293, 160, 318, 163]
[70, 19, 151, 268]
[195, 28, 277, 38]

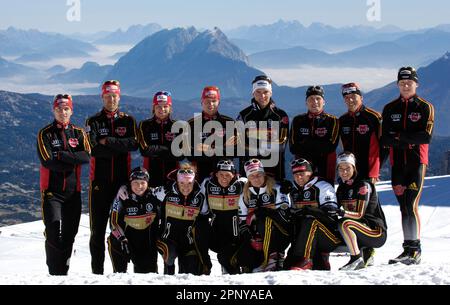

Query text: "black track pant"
[256, 215, 291, 266]
[41, 191, 81, 275]
[157, 239, 204, 275]
[337, 219, 387, 255]
[89, 181, 121, 274]
[391, 163, 426, 241]
[285, 216, 342, 269]
[107, 229, 158, 273]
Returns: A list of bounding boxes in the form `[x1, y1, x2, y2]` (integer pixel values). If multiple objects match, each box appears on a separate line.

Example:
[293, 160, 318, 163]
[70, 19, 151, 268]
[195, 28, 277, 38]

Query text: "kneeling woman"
[335, 152, 387, 270]
[154, 163, 210, 275]
[284, 159, 342, 271]
[108, 167, 160, 273]
[238, 159, 291, 273]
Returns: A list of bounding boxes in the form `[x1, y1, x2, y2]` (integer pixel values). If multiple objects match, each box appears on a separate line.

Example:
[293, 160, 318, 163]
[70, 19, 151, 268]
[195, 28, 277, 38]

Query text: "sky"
[1, 0, 449, 33]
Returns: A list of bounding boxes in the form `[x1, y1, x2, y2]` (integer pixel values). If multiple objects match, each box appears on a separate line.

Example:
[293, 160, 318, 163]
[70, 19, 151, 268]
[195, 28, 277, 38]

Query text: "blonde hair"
[243, 175, 276, 203]
[152, 104, 173, 116]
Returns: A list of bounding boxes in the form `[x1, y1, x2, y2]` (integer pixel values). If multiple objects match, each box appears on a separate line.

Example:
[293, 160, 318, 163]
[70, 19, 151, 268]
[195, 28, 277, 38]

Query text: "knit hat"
[102, 80, 121, 96]
[153, 91, 172, 106]
[129, 167, 150, 182]
[202, 86, 220, 101]
[244, 159, 265, 177]
[252, 75, 272, 94]
[53, 94, 73, 110]
[397, 66, 418, 83]
[290, 159, 313, 174]
[341, 82, 362, 97]
[306, 85, 324, 99]
[336, 152, 356, 169]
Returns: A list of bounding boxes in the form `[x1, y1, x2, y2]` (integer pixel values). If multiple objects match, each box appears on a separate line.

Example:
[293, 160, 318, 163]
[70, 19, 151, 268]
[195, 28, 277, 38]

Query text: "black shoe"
[362, 248, 375, 267]
[389, 241, 421, 265]
[339, 255, 365, 271]
[164, 264, 175, 275]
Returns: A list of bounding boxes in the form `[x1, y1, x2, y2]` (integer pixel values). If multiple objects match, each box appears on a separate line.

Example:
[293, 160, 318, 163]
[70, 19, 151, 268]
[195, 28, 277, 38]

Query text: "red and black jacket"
[37, 120, 91, 192]
[138, 117, 178, 187]
[85, 109, 138, 185]
[339, 105, 382, 179]
[289, 111, 339, 181]
[381, 95, 434, 166]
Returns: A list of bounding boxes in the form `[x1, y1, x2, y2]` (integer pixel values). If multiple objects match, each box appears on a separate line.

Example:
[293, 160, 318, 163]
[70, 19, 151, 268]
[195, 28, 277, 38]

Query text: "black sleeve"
[103, 118, 139, 153]
[86, 118, 116, 158]
[58, 151, 90, 165]
[36, 132, 74, 172]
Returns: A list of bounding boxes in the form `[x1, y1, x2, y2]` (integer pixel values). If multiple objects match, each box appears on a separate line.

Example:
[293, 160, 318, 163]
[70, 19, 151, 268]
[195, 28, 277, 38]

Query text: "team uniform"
[85, 108, 138, 274]
[154, 182, 210, 275]
[339, 105, 382, 180]
[108, 187, 160, 273]
[290, 112, 339, 183]
[284, 176, 342, 270]
[237, 183, 291, 272]
[138, 117, 178, 187]
[336, 178, 387, 268]
[186, 112, 236, 182]
[37, 120, 91, 275]
[382, 93, 434, 263]
[200, 176, 247, 274]
[237, 99, 289, 181]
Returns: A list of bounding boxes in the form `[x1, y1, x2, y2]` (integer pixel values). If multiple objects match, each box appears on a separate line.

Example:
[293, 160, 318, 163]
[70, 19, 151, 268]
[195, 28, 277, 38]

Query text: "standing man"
[339, 83, 382, 183]
[37, 94, 91, 275]
[237, 75, 289, 182]
[187, 86, 236, 182]
[290, 86, 339, 184]
[382, 67, 434, 265]
[86, 80, 138, 274]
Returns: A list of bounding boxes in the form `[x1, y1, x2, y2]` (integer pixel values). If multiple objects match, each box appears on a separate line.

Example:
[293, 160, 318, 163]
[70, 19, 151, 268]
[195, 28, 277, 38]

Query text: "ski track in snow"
[1, 204, 450, 285]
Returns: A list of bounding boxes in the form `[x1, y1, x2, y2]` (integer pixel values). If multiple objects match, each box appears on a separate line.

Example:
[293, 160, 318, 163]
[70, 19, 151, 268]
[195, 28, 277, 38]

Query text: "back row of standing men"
[37, 66, 434, 275]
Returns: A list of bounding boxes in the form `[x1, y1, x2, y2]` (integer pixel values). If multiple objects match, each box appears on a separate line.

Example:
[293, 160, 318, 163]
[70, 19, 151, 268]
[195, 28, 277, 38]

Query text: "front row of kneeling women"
[109, 151, 387, 274]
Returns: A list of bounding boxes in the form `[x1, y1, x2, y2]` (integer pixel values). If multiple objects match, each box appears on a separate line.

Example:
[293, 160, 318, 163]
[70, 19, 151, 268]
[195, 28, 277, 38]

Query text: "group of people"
[37, 66, 434, 275]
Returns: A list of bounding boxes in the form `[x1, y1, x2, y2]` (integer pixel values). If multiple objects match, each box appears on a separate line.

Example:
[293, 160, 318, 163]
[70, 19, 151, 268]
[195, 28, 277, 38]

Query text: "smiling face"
[53, 105, 73, 124]
[338, 162, 355, 182]
[306, 95, 325, 114]
[131, 179, 148, 196]
[293, 171, 313, 187]
[344, 93, 363, 113]
[177, 180, 194, 196]
[102, 93, 120, 112]
[398, 79, 418, 99]
[154, 104, 171, 120]
[202, 97, 220, 116]
[248, 172, 265, 188]
[216, 171, 234, 188]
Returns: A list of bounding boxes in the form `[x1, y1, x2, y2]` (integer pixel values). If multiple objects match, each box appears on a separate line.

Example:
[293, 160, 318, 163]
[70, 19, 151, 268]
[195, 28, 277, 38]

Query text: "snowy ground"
[1, 178, 450, 285]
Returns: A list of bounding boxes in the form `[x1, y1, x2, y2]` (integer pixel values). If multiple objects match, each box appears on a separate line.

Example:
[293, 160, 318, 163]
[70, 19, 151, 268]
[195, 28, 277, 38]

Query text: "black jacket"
[339, 105, 382, 179]
[336, 177, 387, 231]
[37, 120, 90, 192]
[381, 95, 434, 166]
[85, 109, 138, 185]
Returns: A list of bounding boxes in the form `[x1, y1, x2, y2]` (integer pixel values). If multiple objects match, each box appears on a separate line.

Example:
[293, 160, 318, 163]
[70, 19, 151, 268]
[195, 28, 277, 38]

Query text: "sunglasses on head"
[178, 169, 195, 175]
[290, 159, 310, 167]
[244, 159, 260, 167]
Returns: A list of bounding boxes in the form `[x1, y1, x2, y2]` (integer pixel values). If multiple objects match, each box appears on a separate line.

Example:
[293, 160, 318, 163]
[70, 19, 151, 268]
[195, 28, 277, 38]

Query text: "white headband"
[337, 154, 356, 168]
[252, 80, 272, 94]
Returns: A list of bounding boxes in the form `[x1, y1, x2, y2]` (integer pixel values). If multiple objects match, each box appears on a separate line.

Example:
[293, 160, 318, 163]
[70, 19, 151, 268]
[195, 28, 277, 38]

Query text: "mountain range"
[94, 23, 162, 45]
[105, 27, 264, 99]
[49, 62, 113, 84]
[0, 27, 97, 59]
[249, 29, 450, 68]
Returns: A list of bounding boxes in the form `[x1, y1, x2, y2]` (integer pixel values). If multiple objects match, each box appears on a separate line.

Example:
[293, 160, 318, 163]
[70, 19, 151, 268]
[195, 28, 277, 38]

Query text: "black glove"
[118, 236, 130, 255]
[280, 179, 293, 194]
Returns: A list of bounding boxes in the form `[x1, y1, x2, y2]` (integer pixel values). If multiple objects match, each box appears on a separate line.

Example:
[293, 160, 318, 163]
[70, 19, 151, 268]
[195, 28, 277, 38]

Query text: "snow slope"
[1, 176, 450, 285]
